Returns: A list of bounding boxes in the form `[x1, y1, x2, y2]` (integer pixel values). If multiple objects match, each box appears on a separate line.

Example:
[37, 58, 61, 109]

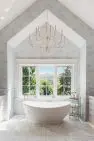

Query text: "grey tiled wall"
[0, 0, 94, 121]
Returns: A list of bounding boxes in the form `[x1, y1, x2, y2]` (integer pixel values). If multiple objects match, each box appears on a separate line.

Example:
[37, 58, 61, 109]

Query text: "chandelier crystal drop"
[28, 11, 66, 51]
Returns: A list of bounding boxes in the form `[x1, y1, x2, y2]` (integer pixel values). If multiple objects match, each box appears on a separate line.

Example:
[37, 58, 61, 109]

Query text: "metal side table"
[69, 97, 81, 120]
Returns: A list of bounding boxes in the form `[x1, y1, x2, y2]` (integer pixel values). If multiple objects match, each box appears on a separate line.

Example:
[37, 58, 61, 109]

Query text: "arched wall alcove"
[7, 10, 86, 120]
[0, 0, 93, 121]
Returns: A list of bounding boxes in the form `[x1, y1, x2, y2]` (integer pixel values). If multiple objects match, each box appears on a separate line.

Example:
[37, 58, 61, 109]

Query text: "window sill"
[15, 95, 71, 101]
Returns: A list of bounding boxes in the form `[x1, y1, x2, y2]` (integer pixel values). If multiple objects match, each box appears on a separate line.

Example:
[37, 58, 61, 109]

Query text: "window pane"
[64, 87, 71, 95]
[22, 66, 36, 96]
[57, 67, 64, 96]
[39, 66, 54, 96]
[30, 76, 36, 95]
[23, 86, 29, 95]
[64, 77, 71, 85]
[30, 66, 36, 76]
[40, 84, 53, 95]
[30, 76, 36, 85]
[40, 84, 46, 95]
[30, 67, 36, 96]
[22, 67, 29, 76]
[57, 66, 71, 96]
[22, 77, 29, 85]
[57, 84, 64, 96]
[39, 66, 54, 74]
[64, 66, 71, 77]
[30, 85, 36, 95]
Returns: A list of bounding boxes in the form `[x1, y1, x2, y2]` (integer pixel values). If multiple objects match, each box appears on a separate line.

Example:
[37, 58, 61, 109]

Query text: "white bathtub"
[23, 101, 70, 124]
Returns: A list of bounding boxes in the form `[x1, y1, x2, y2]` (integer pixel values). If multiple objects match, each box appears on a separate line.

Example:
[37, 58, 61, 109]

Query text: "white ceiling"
[59, 0, 94, 29]
[0, 0, 37, 30]
[0, 0, 94, 30]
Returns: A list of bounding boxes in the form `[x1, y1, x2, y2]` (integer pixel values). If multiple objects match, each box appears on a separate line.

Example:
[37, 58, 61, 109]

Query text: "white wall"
[15, 37, 80, 59]
[7, 46, 16, 119]
[80, 45, 86, 120]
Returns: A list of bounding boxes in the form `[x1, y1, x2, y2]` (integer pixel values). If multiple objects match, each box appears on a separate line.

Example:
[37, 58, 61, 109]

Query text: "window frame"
[16, 59, 78, 100]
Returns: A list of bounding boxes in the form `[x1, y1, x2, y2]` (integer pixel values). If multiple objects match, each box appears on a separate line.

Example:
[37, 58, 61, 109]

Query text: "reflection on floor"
[0, 115, 94, 141]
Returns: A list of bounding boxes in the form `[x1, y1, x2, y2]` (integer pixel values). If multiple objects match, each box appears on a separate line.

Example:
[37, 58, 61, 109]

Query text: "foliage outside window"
[57, 66, 71, 96]
[22, 65, 72, 96]
[22, 66, 36, 95]
[39, 66, 54, 96]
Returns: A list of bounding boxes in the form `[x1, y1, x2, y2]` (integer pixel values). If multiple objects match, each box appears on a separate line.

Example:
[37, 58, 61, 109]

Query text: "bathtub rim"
[23, 101, 70, 108]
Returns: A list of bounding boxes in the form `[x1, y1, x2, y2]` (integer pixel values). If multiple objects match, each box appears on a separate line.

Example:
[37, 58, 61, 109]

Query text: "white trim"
[54, 67, 57, 97]
[36, 67, 40, 98]
[16, 58, 79, 65]
[71, 64, 75, 92]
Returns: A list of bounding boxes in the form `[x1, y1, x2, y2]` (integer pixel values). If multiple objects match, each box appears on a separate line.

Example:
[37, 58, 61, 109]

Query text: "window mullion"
[20, 66, 23, 97]
[29, 67, 30, 95]
[54, 66, 57, 97]
[63, 72, 65, 95]
[71, 64, 75, 93]
[36, 66, 40, 98]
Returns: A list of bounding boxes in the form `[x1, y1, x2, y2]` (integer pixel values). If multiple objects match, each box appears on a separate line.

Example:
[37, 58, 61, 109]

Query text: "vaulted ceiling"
[0, 0, 94, 30]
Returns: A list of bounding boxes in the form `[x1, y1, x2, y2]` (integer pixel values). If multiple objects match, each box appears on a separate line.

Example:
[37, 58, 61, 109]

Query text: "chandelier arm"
[29, 34, 34, 47]
[57, 35, 65, 48]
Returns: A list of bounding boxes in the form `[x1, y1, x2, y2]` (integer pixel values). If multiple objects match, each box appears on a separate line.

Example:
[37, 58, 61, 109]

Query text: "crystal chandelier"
[28, 11, 65, 51]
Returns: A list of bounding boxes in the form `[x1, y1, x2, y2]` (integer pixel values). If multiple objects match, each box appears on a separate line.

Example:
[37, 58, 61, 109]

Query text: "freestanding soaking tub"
[23, 101, 70, 124]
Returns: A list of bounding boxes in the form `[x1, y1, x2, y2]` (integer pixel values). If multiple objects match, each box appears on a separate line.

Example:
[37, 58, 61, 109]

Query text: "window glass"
[21, 65, 72, 97]
[57, 66, 71, 95]
[22, 66, 36, 95]
[39, 66, 54, 96]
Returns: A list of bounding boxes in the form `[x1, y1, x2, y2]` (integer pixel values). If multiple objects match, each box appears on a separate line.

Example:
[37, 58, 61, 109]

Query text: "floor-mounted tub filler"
[23, 101, 70, 124]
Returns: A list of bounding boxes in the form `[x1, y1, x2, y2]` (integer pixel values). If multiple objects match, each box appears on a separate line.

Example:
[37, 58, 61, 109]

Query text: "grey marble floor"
[0, 115, 94, 141]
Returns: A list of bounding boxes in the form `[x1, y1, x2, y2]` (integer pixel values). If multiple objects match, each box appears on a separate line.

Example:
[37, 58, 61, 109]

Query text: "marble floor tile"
[0, 115, 93, 141]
